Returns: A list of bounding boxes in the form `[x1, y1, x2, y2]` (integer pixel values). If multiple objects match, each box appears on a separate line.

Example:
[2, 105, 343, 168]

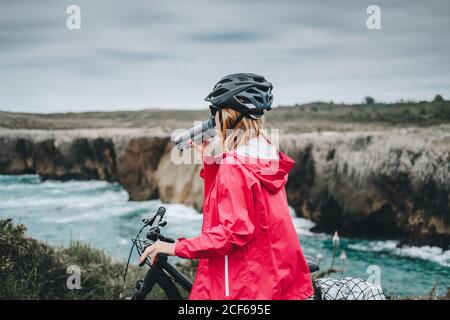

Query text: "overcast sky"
[1, 0, 449, 113]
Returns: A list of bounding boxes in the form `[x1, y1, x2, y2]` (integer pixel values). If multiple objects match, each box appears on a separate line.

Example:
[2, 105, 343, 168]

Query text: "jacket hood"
[237, 151, 295, 194]
[230, 137, 295, 194]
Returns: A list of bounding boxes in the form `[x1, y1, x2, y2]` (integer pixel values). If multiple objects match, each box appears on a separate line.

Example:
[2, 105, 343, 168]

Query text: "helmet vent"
[246, 88, 259, 94]
[218, 79, 232, 84]
[211, 88, 228, 97]
[254, 77, 265, 83]
[237, 96, 252, 104]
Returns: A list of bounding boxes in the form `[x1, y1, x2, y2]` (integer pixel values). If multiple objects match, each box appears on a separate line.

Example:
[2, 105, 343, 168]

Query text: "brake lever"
[159, 220, 167, 227]
[142, 216, 156, 226]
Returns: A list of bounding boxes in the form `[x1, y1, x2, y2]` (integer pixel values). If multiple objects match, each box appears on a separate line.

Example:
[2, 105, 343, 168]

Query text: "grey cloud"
[100, 49, 172, 62]
[0, 0, 449, 112]
[185, 31, 270, 43]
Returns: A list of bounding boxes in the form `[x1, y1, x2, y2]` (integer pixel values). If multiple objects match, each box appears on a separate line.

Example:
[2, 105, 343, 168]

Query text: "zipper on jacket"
[224, 255, 229, 297]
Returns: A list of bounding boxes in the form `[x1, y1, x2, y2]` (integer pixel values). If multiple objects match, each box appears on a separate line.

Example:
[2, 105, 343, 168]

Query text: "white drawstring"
[224, 255, 230, 297]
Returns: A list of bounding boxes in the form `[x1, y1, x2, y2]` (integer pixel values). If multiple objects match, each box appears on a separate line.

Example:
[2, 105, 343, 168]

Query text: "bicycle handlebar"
[157, 234, 175, 243]
[137, 206, 175, 267]
[143, 206, 166, 226]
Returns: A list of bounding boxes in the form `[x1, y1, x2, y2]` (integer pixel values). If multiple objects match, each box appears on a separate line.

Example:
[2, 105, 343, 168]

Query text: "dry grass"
[0, 219, 190, 300]
[1, 101, 449, 134]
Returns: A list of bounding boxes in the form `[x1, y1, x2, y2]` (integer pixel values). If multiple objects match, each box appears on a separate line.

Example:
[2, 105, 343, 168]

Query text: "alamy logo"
[66, 5, 81, 30]
[366, 5, 381, 30]
[66, 265, 82, 290]
[366, 265, 381, 286]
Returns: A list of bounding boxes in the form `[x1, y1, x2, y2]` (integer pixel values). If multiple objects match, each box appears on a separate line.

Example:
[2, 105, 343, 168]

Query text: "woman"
[139, 73, 313, 300]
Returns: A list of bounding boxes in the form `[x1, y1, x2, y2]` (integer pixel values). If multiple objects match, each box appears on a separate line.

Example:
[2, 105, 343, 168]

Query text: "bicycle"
[120, 205, 320, 300]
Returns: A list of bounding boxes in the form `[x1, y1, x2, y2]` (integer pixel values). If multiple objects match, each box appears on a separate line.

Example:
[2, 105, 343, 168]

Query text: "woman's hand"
[139, 240, 176, 265]
[188, 139, 211, 159]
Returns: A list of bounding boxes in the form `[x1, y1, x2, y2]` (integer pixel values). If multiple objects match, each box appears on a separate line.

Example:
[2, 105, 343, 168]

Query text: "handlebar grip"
[156, 206, 166, 216]
[158, 234, 175, 243]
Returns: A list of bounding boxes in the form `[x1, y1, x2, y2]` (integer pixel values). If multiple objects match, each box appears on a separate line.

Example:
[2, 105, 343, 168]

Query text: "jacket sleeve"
[175, 164, 256, 259]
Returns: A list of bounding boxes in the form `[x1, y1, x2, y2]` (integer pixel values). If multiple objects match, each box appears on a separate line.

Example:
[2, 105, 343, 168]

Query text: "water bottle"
[173, 116, 217, 151]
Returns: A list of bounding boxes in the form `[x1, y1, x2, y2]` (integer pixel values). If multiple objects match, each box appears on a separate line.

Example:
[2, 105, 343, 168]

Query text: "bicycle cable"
[119, 225, 147, 299]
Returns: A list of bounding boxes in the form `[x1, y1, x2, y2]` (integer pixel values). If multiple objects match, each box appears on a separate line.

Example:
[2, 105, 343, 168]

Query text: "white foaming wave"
[0, 197, 68, 209]
[46, 205, 142, 224]
[36, 193, 147, 224]
[1, 189, 128, 210]
[288, 206, 324, 237]
[0, 179, 128, 213]
[160, 202, 203, 222]
[40, 179, 114, 189]
[348, 241, 450, 267]
[0, 184, 39, 191]
[292, 217, 319, 236]
[41, 180, 121, 196]
[393, 245, 450, 267]
[348, 240, 398, 252]
[38, 198, 203, 225]
[0, 178, 114, 192]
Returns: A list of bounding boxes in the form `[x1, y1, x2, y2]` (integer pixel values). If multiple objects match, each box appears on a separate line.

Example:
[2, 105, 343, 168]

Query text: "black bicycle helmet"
[205, 73, 273, 122]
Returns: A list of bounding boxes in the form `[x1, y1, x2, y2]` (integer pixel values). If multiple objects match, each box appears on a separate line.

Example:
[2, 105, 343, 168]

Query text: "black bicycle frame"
[132, 253, 193, 300]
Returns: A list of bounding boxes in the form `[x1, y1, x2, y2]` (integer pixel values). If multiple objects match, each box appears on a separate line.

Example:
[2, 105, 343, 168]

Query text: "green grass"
[0, 219, 193, 300]
[270, 100, 450, 133]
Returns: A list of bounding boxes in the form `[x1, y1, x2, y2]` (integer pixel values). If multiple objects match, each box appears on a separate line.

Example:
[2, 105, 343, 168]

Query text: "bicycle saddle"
[305, 255, 320, 273]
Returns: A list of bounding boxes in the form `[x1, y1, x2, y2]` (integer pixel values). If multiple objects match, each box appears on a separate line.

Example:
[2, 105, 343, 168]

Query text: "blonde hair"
[215, 108, 270, 152]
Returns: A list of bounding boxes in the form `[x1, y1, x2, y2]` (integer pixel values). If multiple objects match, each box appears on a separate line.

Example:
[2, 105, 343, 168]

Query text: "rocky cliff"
[0, 127, 449, 248]
[280, 129, 450, 248]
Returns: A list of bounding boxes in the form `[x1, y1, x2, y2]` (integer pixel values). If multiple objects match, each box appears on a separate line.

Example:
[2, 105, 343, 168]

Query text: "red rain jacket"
[175, 150, 314, 300]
